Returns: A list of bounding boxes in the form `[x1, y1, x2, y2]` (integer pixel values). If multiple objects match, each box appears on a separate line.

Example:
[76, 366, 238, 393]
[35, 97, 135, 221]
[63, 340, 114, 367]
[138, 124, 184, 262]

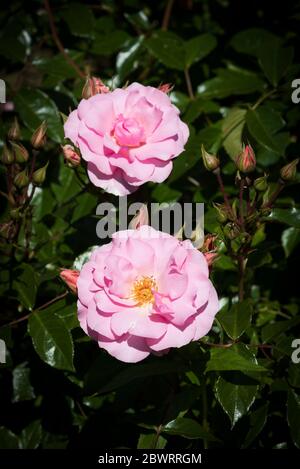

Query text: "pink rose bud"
[61, 144, 81, 167]
[129, 204, 149, 229]
[82, 76, 110, 99]
[158, 83, 174, 94]
[203, 252, 219, 266]
[235, 144, 256, 173]
[8, 117, 21, 141]
[60, 269, 79, 294]
[280, 158, 299, 182]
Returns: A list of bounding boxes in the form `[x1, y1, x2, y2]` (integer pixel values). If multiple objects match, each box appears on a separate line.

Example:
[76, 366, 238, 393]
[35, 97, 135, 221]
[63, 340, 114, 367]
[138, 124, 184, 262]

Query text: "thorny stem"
[162, 0, 175, 30]
[1, 291, 68, 328]
[44, 0, 85, 79]
[184, 68, 194, 100]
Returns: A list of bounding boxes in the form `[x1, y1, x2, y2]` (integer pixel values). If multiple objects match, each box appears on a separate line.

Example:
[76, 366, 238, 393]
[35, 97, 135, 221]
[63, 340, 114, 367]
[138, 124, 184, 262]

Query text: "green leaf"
[281, 227, 300, 257]
[33, 51, 84, 84]
[62, 2, 95, 38]
[162, 417, 218, 441]
[14, 89, 63, 143]
[222, 108, 246, 159]
[51, 157, 82, 204]
[197, 67, 264, 99]
[268, 208, 300, 228]
[116, 37, 145, 81]
[151, 184, 181, 202]
[215, 373, 258, 427]
[92, 30, 131, 56]
[20, 421, 42, 449]
[0, 427, 19, 449]
[217, 300, 253, 340]
[242, 403, 269, 448]
[28, 310, 74, 371]
[137, 433, 167, 449]
[185, 33, 217, 67]
[287, 390, 300, 448]
[258, 38, 294, 86]
[12, 362, 35, 402]
[288, 364, 300, 389]
[43, 299, 79, 331]
[246, 108, 285, 154]
[14, 263, 38, 311]
[146, 31, 186, 70]
[261, 316, 300, 343]
[206, 344, 267, 373]
[231, 28, 277, 57]
[184, 98, 220, 124]
[71, 192, 98, 223]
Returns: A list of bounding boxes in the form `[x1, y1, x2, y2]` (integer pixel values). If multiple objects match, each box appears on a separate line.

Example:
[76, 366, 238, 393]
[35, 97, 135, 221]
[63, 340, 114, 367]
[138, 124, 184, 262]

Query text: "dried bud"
[10, 141, 29, 163]
[14, 169, 29, 189]
[129, 204, 149, 229]
[60, 269, 79, 294]
[1, 144, 14, 164]
[158, 83, 174, 94]
[82, 76, 110, 99]
[31, 121, 47, 149]
[280, 158, 299, 182]
[235, 144, 256, 173]
[32, 162, 48, 185]
[212, 203, 228, 224]
[254, 175, 268, 192]
[8, 117, 21, 140]
[203, 252, 219, 266]
[201, 144, 220, 172]
[200, 234, 219, 267]
[61, 144, 81, 168]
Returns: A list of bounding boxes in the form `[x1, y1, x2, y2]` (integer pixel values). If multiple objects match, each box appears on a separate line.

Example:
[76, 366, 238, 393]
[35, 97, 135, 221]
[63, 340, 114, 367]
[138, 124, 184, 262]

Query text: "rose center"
[131, 276, 157, 306]
[113, 115, 145, 147]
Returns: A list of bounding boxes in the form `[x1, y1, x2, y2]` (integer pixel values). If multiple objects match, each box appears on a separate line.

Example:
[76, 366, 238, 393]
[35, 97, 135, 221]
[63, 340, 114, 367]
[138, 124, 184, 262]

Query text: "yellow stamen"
[131, 276, 157, 306]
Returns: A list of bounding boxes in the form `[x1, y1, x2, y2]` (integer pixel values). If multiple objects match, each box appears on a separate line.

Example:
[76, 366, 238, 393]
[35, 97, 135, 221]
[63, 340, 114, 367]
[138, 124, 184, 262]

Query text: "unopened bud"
[235, 144, 256, 173]
[82, 76, 110, 99]
[8, 117, 21, 140]
[201, 144, 220, 172]
[223, 222, 240, 240]
[60, 269, 79, 294]
[129, 204, 149, 229]
[10, 207, 22, 220]
[280, 158, 299, 182]
[254, 175, 268, 192]
[158, 83, 174, 94]
[31, 121, 47, 149]
[61, 144, 81, 167]
[32, 162, 48, 185]
[14, 169, 29, 189]
[1, 144, 14, 164]
[213, 203, 228, 223]
[10, 141, 29, 163]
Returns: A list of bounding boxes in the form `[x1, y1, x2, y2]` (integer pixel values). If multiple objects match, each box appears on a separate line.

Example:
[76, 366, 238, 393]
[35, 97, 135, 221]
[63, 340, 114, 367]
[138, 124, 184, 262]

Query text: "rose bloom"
[77, 226, 219, 363]
[64, 83, 189, 196]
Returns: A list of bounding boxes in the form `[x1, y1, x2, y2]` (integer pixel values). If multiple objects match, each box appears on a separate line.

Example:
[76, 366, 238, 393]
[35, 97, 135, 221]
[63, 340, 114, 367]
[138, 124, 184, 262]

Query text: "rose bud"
[129, 204, 149, 229]
[201, 144, 220, 172]
[1, 144, 14, 165]
[61, 144, 81, 168]
[213, 202, 228, 223]
[8, 117, 21, 140]
[280, 158, 299, 182]
[31, 121, 47, 149]
[254, 175, 268, 192]
[82, 76, 110, 99]
[14, 169, 29, 189]
[60, 269, 79, 294]
[158, 83, 174, 94]
[10, 141, 29, 163]
[235, 144, 256, 173]
[32, 162, 49, 185]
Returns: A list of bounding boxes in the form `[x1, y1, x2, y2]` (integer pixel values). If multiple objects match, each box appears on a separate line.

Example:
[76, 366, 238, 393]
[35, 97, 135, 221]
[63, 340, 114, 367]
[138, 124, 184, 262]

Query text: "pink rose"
[64, 83, 189, 196]
[76, 226, 219, 363]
